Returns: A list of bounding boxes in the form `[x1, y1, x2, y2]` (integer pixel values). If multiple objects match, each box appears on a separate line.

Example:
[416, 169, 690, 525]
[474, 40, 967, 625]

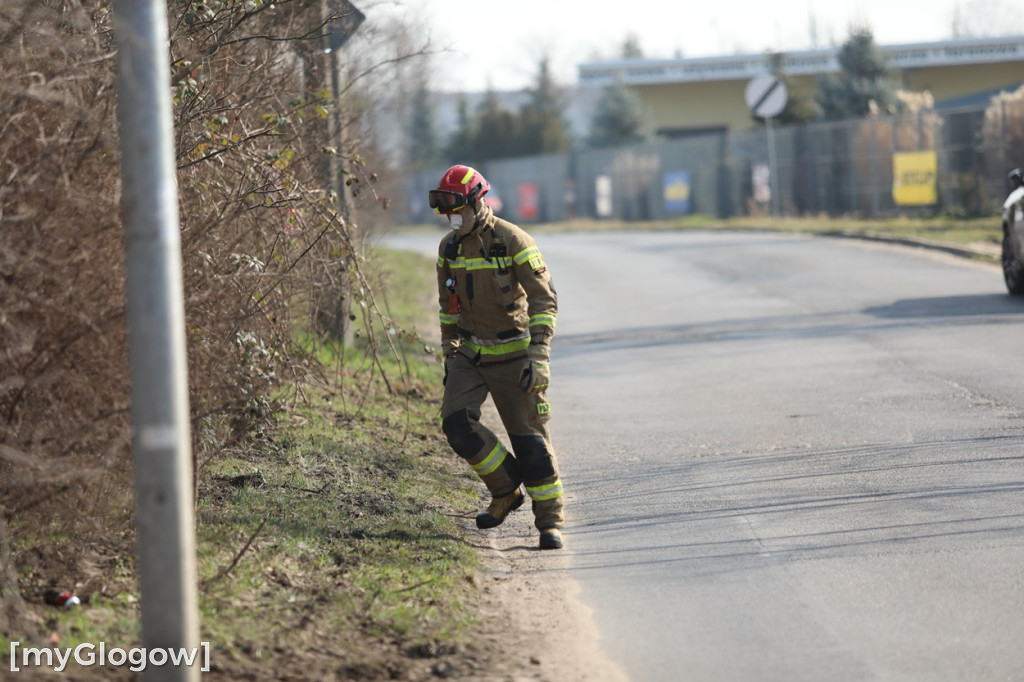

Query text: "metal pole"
[330, 48, 355, 348]
[321, 0, 342, 210]
[971, 109, 981, 216]
[870, 118, 879, 216]
[321, 0, 355, 347]
[766, 116, 780, 216]
[113, 2, 200, 680]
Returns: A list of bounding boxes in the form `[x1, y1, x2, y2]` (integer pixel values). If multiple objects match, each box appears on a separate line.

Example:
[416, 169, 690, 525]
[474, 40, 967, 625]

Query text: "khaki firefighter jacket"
[436, 205, 557, 364]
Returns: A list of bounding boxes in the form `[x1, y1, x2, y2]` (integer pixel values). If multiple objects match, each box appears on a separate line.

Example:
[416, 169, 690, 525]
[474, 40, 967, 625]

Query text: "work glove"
[441, 336, 459, 358]
[441, 337, 458, 386]
[519, 343, 550, 395]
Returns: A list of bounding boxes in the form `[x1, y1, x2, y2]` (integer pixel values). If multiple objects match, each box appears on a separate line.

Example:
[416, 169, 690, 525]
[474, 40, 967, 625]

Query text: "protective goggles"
[428, 189, 468, 213]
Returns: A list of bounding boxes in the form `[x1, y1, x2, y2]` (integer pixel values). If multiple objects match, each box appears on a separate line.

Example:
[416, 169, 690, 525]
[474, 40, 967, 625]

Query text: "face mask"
[447, 213, 463, 231]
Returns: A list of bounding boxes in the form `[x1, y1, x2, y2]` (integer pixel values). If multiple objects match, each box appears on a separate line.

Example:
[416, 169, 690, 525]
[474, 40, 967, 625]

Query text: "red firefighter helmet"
[428, 165, 490, 214]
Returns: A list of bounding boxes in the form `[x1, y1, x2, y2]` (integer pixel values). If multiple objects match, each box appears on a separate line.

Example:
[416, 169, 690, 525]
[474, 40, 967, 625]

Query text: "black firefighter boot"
[539, 528, 563, 550]
[476, 489, 525, 529]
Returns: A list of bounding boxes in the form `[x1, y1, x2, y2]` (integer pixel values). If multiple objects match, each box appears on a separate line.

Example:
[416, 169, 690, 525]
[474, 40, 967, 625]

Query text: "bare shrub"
[0, 0, 427, 619]
[981, 85, 1024, 181]
[844, 91, 941, 215]
[0, 3, 131, 611]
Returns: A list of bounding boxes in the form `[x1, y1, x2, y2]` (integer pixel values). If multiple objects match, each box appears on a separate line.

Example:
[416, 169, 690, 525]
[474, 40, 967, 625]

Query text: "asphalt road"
[384, 228, 1024, 681]
[540, 230, 1024, 682]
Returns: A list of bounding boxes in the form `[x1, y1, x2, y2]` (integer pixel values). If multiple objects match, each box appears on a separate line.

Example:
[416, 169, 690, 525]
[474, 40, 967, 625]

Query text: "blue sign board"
[663, 171, 691, 214]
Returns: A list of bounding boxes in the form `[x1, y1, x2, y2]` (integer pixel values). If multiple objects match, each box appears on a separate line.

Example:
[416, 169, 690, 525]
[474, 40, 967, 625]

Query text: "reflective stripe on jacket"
[437, 205, 557, 363]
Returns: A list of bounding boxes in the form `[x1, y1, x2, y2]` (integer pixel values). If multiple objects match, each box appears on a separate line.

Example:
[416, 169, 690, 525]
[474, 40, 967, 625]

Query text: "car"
[1001, 168, 1024, 295]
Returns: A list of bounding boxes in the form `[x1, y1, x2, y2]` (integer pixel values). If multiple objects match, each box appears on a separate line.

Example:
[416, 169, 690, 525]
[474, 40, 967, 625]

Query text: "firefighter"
[431, 165, 564, 550]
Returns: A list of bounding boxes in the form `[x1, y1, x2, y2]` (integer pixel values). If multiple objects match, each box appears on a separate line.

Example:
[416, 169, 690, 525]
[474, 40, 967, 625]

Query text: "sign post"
[745, 74, 788, 216]
[321, 0, 364, 346]
[113, 1, 199, 679]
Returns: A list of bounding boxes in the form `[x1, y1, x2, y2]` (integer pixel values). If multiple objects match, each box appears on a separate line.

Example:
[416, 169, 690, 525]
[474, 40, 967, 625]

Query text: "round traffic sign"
[745, 74, 788, 119]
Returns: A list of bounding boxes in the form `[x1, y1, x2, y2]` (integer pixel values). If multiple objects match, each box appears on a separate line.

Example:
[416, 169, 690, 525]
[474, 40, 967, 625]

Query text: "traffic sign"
[745, 74, 788, 119]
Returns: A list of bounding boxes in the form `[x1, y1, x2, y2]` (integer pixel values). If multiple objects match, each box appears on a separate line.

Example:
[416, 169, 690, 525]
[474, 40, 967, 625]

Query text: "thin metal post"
[870, 118, 879, 216]
[321, 0, 356, 347]
[766, 116, 780, 216]
[113, 2, 200, 680]
[971, 109, 981, 216]
[848, 122, 857, 214]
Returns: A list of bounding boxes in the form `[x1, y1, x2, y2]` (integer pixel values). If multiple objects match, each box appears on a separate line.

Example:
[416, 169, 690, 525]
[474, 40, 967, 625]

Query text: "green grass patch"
[194, 403, 480, 670]
[396, 214, 1003, 251]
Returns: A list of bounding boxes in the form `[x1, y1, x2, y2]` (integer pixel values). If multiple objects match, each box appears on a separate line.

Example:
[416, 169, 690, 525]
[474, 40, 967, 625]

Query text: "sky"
[374, 0, 1024, 92]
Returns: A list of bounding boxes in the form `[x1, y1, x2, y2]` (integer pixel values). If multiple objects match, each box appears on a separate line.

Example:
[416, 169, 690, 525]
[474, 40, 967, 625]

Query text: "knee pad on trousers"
[509, 434, 556, 481]
[442, 409, 485, 460]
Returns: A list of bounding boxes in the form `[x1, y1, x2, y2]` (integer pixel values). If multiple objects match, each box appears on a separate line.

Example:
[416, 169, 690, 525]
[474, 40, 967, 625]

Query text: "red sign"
[518, 183, 539, 220]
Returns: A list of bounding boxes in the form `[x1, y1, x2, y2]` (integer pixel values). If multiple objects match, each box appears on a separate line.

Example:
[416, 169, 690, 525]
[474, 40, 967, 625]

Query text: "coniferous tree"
[816, 28, 899, 120]
[406, 82, 440, 169]
[587, 81, 648, 149]
[621, 34, 644, 59]
[518, 57, 569, 156]
[472, 87, 520, 160]
[444, 94, 476, 165]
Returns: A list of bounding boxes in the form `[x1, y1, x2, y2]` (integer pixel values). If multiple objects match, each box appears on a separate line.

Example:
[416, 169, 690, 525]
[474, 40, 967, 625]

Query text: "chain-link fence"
[404, 96, 1024, 225]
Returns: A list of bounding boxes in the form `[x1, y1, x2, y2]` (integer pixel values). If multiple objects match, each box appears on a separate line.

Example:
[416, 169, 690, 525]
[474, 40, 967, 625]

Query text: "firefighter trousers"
[441, 352, 564, 530]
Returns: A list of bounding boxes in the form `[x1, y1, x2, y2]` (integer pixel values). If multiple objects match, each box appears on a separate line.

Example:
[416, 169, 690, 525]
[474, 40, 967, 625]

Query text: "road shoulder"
[451, 399, 627, 682]
[457, 509, 628, 682]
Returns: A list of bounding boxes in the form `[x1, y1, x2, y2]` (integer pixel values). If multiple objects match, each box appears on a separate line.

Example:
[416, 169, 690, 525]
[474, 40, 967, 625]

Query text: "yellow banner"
[892, 151, 937, 206]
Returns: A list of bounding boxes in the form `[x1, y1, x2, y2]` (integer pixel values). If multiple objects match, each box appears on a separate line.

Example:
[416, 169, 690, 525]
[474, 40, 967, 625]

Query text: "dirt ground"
[452, 503, 628, 682]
